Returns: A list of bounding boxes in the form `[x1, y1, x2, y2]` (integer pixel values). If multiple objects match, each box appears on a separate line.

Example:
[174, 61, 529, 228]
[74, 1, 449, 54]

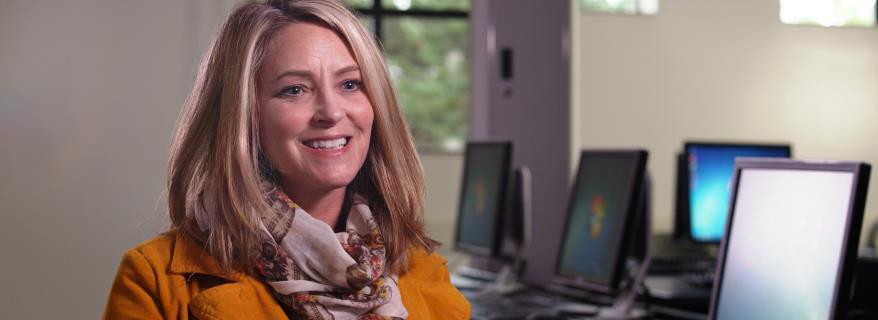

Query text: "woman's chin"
[308, 174, 358, 191]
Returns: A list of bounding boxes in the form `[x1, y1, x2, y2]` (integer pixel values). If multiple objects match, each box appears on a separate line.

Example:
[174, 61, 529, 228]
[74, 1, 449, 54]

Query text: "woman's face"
[257, 22, 374, 196]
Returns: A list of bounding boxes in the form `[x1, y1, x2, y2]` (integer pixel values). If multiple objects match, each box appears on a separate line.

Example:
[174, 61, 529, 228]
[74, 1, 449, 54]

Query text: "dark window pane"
[383, 0, 470, 12]
[384, 17, 469, 152]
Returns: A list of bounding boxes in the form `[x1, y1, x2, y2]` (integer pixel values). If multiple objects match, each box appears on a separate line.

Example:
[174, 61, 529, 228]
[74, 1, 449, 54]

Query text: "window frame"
[350, 0, 469, 42]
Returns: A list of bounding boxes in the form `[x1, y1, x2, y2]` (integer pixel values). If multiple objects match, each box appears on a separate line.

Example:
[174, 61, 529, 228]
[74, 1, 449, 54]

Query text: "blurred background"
[1, 0, 877, 318]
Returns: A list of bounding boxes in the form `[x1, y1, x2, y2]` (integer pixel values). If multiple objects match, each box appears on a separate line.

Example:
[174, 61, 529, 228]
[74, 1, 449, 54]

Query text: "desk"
[462, 285, 666, 320]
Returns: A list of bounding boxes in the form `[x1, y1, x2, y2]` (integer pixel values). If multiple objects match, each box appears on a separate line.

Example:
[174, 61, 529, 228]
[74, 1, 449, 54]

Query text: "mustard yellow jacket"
[105, 231, 470, 319]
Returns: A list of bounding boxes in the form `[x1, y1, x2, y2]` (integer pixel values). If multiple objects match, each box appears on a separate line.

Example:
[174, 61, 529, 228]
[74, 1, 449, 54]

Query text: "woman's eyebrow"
[274, 65, 360, 81]
[335, 65, 360, 76]
[275, 70, 312, 81]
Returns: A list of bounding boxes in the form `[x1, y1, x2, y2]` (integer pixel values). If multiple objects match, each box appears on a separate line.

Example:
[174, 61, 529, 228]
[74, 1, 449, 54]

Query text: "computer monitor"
[708, 159, 870, 320]
[454, 141, 513, 257]
[553, 150, 649, 295]
[679, 142, 792, 243]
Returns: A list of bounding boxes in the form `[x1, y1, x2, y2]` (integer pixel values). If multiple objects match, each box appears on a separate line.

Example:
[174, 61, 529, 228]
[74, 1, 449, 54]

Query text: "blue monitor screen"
[558, 155, 639, 287]
[687, 144, 790, 242]
[456, 143, 509, 253]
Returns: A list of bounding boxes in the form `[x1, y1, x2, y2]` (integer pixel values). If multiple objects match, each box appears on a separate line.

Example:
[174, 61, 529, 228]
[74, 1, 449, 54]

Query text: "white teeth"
[306, 137, 348, 150]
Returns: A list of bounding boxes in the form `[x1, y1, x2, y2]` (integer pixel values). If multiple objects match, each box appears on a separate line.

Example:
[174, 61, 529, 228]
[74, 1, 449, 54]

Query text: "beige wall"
[2, 1, 189, 318]
[571, 0, 878, 241]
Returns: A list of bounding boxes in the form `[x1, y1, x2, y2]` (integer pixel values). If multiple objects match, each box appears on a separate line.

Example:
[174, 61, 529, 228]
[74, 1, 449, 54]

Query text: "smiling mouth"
[304, 137, 350, 150]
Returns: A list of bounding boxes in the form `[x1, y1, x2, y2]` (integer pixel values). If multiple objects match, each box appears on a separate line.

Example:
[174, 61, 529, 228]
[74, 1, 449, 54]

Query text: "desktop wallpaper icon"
[590, 194, 605, 239]
[558, 156, 637, 283]
[475, 177, 486, 216]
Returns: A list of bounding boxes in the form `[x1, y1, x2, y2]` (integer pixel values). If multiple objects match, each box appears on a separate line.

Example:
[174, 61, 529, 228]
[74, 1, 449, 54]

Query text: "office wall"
[571, 0, 878, 244]
[0, 1, 236, 318]
[0, 1, 461, 318]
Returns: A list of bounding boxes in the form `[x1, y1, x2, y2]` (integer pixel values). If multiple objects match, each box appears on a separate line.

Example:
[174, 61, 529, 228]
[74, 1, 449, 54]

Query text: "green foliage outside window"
[344, 0, 470, 152]
[579, 0, 659, 15]
[384, 18, 469, 152]
[383, 0, 469, 11]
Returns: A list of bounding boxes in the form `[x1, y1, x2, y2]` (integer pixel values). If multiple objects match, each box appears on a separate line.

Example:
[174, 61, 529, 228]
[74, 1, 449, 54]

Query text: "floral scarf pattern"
[253, 186, 407, 320]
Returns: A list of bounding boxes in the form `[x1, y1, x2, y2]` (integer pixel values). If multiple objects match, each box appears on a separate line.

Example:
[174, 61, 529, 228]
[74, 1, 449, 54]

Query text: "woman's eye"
[342, 80, 361, 91]
[280, 85, 304, 96]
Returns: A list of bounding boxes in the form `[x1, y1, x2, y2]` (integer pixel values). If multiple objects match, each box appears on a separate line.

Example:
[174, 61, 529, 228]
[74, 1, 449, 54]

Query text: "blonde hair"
[168, 0, 436, 273]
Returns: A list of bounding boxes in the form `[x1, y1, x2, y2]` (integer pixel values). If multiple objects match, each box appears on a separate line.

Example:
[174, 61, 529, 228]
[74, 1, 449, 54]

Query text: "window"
[578, 0, 659, 15]
[780, 0, 877, 27]
[344, 0, 470, 153]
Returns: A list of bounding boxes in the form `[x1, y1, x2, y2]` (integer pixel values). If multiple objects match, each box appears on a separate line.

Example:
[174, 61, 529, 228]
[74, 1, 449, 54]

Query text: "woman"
[104, 0, 470, 319]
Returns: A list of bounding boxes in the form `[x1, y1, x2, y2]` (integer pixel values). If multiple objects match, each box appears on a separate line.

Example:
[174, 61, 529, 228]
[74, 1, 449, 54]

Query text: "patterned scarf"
[252, 185, 407, 320]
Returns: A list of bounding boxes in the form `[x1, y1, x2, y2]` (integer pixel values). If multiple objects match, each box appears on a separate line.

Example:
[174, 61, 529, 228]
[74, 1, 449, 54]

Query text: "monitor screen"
[555, 150, 647, 292]
[711, 160, 868, 320]
[685, 143, 791, 242]
[454, 141, 512, 256]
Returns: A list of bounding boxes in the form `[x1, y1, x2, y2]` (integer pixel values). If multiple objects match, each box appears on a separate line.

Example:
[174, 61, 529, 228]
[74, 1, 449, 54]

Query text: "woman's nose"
[312, 90, 345, 126]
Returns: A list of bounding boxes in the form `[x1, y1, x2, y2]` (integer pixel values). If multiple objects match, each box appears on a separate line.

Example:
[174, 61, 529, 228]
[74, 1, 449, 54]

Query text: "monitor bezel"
[453, 140, 513, 257]
[707, 158, 870, 320]
[551, 149, 648, 295]
[497, 166, 532, 261]
[681, 141, 793, 244]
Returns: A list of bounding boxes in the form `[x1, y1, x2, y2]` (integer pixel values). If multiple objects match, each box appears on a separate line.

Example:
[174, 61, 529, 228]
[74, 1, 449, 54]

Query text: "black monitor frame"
[497, 166, 532, 262]
[708, 159, 870, 320]
[551, 149, 648, 295]
[677, 141, 792, 244]
[453, 141, 513, 257]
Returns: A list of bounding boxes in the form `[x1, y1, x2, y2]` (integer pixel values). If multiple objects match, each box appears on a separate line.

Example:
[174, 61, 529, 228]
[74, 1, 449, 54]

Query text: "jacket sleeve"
[104, 248, 164, 320]
[398, 249, 471, 320]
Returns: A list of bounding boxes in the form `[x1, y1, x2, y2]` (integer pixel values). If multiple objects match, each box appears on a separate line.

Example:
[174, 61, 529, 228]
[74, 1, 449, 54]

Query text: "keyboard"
[679, 271, 715, 289]
[468, 289, 600, 319]
[470, 302, 539, 320]
[455, 265, 500, 282]
[469, 293, 548, 319]
[650, 254, 716, 274]
[451, 273, 490, 290]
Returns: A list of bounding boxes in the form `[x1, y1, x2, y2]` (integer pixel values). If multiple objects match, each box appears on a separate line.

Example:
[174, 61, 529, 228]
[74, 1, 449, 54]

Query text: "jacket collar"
[168, 232, 287, 319]
[169, 231, 247, 282]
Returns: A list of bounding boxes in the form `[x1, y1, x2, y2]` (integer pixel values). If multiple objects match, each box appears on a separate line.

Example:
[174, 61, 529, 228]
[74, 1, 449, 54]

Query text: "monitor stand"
[454, 254, 503, 282]
[597, 255, 651, 318]
[453, 253, 527, 298]
[540, 255, 651, 318]
[598, 171, 652, 319]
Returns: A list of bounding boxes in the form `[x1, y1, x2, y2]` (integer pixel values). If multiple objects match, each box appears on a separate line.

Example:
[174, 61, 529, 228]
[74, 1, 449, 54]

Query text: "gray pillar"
[470, 0, 571, 284]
